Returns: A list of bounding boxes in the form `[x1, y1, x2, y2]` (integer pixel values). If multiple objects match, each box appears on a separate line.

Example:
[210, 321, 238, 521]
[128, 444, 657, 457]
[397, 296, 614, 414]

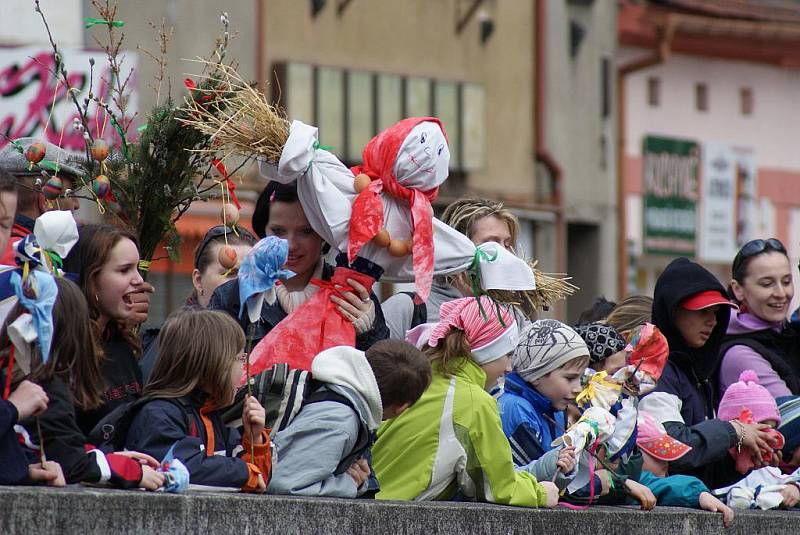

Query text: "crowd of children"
[3, 136, 800, 530]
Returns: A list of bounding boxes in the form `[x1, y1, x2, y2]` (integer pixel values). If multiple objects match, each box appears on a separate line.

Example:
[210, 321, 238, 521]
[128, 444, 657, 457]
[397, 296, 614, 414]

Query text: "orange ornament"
[388, 239, 410, 257]
[372, 228, 391, 248]
[354, 173, 371, 193]
[218, 245, 239, 269]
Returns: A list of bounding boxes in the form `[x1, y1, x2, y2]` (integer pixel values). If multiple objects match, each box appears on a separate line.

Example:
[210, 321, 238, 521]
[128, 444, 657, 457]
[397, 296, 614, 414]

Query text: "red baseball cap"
[680, 290, 738, 311]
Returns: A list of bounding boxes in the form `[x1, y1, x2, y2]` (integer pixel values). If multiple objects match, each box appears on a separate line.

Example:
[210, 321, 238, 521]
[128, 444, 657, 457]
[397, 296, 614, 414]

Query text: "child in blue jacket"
[637, 411, 734, 526]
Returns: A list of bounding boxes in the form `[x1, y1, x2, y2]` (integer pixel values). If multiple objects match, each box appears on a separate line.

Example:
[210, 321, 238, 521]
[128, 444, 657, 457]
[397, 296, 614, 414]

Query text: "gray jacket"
[267, 346, 383, 498]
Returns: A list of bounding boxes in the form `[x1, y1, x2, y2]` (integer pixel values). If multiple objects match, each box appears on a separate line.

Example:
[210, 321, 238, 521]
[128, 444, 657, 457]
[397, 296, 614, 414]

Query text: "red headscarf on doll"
[349, 117, 448, 303]
[625, 322, 669, 380]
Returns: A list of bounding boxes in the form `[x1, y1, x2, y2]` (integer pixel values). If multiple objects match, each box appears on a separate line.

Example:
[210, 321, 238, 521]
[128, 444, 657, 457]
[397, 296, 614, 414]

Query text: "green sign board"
[642, 135, 700, 256]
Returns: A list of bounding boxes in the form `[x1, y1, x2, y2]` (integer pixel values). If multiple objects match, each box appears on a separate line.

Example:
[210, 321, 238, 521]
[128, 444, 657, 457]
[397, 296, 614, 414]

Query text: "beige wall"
[262, 0, 537, 199]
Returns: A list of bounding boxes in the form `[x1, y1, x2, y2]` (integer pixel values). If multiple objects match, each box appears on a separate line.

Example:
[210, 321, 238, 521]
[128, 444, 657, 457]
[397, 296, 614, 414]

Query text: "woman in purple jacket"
[719, 238, 800, 399]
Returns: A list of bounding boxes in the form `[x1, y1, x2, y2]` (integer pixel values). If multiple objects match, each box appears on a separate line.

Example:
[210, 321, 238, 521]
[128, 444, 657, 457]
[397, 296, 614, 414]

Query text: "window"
[695, 83, 708, 112]
[601, 57, 611, 118]
[740, 87, 754, 116]
[647, 77, 660, 107]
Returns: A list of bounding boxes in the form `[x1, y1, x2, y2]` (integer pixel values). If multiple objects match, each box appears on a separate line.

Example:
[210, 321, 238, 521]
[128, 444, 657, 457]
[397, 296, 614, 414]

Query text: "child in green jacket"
[372, 296, 559, 507]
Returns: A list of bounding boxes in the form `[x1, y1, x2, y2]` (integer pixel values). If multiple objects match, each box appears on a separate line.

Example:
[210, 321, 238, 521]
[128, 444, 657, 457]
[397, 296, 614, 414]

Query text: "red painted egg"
[218, 245, 239, 269]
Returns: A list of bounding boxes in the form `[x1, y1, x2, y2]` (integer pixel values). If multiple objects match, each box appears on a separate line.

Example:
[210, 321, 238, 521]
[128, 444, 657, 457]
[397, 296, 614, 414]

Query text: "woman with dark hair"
[718, 238, 799, 398]
[13, 277, 164, 489]
[62, 224, 147, 434]
[209, 181, 388, 350]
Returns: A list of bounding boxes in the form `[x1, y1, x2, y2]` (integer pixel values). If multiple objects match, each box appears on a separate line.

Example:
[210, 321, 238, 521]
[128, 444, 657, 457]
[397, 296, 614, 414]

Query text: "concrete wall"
[3, 486, 800, 535]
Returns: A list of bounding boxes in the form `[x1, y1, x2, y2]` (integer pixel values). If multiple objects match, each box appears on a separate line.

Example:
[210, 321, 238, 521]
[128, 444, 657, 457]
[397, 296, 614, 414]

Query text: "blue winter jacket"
[497, 372, 566, 466]
[0, 398, 33, 485]
[125, 392, 260, 489]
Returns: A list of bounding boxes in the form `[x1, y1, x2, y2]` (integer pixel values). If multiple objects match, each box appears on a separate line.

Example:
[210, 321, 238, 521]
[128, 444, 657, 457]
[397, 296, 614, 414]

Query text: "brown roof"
[652, 0, 800, 24]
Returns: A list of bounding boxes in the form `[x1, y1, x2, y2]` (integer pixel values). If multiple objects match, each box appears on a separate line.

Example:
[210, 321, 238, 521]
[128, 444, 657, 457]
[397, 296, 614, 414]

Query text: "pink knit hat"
[428, 296, 517, 365]
[718, 370, 781, 425]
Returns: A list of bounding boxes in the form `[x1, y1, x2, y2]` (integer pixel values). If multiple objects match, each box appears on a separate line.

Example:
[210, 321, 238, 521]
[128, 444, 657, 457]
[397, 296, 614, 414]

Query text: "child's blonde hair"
[144, 308, 245, 408]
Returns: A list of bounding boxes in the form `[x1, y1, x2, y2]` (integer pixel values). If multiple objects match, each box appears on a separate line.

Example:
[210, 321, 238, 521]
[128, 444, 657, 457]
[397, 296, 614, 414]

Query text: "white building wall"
[622, 46, 800, 169]
[0, 0, 84, 47]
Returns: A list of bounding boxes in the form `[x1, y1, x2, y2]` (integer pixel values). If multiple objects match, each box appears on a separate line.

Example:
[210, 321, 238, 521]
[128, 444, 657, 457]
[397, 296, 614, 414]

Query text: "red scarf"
[349, 117, 446, 303]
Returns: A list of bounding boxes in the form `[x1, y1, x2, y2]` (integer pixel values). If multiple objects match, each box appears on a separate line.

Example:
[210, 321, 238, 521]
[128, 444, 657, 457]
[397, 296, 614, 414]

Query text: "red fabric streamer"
[211, 159, 241, 209]
[349, 117, 446, 304]
[244, 267, 376, 378]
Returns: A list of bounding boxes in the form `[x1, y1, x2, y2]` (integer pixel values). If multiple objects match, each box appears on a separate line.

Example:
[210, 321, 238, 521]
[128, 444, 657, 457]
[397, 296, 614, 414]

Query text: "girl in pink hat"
[715, 370, 800, 508]
[637, 412, 734, 527]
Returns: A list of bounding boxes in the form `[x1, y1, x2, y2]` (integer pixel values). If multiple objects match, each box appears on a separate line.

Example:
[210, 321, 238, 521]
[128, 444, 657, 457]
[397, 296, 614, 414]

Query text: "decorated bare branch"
[138, 19, 173, 106]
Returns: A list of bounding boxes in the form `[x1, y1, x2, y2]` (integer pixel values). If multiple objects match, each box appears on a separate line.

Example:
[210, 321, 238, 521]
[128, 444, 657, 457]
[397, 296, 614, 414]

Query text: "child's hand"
[732, 421, 777, 467]
[255, 473, 267, 493]
[595, 469, 611, 496]
[28, 461, 65, 487]
[540, 481, 560, 508]
[556, 446, 576, 474]
[780, 483, 800, 508]
[699, 491, 734, 528]
[242, 395, 266, 444]
[8, 380, 49, 420]
[139, 465, 166, 491]
[625, 479, 656, 510]
[346, 458, 371, 488]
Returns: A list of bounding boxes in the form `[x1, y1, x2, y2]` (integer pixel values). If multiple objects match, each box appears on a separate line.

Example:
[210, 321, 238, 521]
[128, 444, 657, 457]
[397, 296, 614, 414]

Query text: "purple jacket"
[718, 310, 791, 399]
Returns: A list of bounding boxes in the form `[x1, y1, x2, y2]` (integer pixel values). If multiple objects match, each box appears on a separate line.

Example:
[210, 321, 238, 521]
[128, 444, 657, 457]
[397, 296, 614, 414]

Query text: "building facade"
[619, 0, 800, 304]
[2, 0, 619, 323]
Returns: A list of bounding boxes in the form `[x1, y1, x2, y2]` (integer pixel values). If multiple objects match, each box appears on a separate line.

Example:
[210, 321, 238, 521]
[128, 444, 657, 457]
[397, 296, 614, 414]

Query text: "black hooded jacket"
[640, 257, 739, 486]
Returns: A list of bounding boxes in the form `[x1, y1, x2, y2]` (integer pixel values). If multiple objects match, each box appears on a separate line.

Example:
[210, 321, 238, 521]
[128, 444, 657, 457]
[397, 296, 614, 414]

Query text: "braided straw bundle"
[178, 60, 289, 164]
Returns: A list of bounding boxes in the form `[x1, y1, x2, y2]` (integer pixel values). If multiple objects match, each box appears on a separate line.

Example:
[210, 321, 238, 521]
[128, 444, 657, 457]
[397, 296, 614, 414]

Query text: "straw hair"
[482, 260, 578, 319]
[145, 308, 245, 408]
[178, 60, 290, 164]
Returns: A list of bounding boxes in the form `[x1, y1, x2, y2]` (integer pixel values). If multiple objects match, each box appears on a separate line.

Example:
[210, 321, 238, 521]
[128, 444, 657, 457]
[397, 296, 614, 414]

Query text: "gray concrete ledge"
[2, 485, 800, 535]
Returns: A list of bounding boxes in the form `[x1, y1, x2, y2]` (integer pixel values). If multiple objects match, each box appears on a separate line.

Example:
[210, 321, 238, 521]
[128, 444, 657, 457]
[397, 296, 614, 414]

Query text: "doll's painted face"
[393, 122, 450, 190]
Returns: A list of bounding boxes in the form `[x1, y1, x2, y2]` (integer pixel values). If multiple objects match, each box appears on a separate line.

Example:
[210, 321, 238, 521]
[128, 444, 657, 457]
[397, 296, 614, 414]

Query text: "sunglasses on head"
[732, 238, 787, 274]
[194, 225, 256, 268]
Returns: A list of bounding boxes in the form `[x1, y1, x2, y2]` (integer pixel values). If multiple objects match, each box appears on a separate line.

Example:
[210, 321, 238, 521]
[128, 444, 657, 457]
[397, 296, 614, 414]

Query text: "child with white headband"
[372, 296, 559, 507]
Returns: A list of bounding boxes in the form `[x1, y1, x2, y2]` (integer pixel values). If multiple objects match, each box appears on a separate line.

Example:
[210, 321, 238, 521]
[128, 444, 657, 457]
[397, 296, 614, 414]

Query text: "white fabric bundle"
[259, 120, 535, 291]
